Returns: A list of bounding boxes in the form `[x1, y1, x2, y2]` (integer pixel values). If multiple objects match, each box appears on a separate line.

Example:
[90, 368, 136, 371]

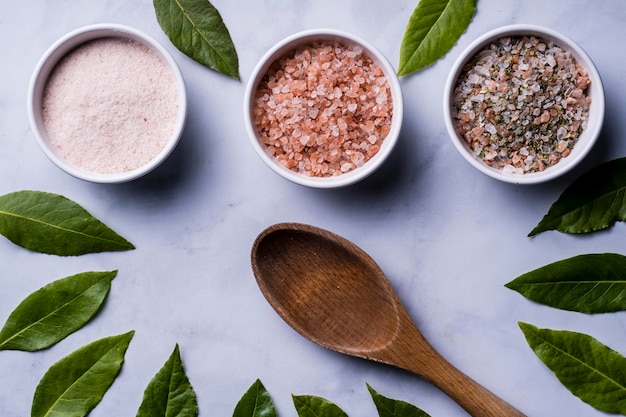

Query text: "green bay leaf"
[367, 384, 431, 417]
[506, 253, 626, 313]
[519, 322, 626, 414]
[0, 190, 134, 256]
[233, 379, 277, 417]
[529, 157, 626, 236]
[136, 344, 199, 417]
[398, 0, 476, 76]
[0, 270, 117, 351]
[31, 331, 134, 417]
[153, 0, 239, 79]
[292, 395, 348, 417]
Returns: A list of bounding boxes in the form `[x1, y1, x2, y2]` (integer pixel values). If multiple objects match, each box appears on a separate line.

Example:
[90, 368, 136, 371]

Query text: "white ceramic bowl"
[28, 24, 187, 183]
[244, 29, 403, 188]
[443, 24, 604, 184]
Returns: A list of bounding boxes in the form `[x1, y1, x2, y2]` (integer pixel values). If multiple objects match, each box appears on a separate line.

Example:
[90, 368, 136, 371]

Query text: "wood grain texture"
[252, 222, 526, 417]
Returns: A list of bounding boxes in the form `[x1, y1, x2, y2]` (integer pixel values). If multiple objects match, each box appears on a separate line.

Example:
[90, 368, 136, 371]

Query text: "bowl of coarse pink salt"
[443, 24, 604, 185]
[244, 29, 403, 188]
[28, 24, 187, 183]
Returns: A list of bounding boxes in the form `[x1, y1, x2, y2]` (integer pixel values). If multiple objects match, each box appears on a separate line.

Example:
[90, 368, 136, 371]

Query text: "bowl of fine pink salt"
[443, 24, 604, 184]
[28, 24, 187, 183]
[244, 29, 403, 188]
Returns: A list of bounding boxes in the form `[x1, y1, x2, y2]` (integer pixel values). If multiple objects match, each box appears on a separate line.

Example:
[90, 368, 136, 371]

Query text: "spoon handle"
[426, 358, 525, 417]
[402, 346, 526, 417]
[388, 320, 526, 417]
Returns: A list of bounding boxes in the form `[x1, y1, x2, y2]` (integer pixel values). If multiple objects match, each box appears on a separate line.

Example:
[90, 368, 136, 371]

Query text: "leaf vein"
[0, 209, 122, 245]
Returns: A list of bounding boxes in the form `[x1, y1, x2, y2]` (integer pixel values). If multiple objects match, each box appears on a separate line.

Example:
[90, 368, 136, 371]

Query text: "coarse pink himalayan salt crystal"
[253, 40, 393, 177]
[42, 37, 179, 174]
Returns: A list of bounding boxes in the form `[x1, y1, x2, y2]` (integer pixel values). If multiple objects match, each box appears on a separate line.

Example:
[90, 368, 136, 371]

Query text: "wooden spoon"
[251, 223, 525, 417]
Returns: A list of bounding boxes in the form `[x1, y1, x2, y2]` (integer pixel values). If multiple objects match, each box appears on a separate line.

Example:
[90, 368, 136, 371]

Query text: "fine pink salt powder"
[42, 37, 179, 174]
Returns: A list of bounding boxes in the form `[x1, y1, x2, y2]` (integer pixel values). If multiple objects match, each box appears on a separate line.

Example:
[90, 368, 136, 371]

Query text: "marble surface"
[1, 1, 626, 416]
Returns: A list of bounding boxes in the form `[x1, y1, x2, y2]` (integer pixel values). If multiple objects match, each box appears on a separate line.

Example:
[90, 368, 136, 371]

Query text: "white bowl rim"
[27, 23, 187, 183]
[244, 28, 403, 188]
[443, 24, 605, 185]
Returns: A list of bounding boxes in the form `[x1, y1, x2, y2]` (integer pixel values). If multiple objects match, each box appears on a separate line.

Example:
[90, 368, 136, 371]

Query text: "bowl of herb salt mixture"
[443, 24, 604, 184]
[28, 24, 187, 183]
[244, 29, 403, 188]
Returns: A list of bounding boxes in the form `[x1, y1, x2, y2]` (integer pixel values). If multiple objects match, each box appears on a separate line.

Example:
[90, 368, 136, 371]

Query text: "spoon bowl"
[251, 223, 525, 417]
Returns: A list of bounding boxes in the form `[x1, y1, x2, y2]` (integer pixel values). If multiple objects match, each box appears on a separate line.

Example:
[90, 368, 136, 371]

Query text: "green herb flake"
[398, 0, 476, 76]
[505, 253, 626, 314]
[292, 394, 348, 417]
[233, 379, 277, 417]
[31, 331, 134, 417]
[0, 270, 117, 351]
[153, 0, 240, 79]
[0, 190, 135, 256]
[519, 322, 626, 414]
[137, 344, 199, 417]
[367, 384, 432, 417]
[529, 157, 626, 236]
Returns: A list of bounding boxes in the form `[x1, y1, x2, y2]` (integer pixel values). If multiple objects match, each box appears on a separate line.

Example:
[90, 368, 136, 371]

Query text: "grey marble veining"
[1, 1, 626, 416]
